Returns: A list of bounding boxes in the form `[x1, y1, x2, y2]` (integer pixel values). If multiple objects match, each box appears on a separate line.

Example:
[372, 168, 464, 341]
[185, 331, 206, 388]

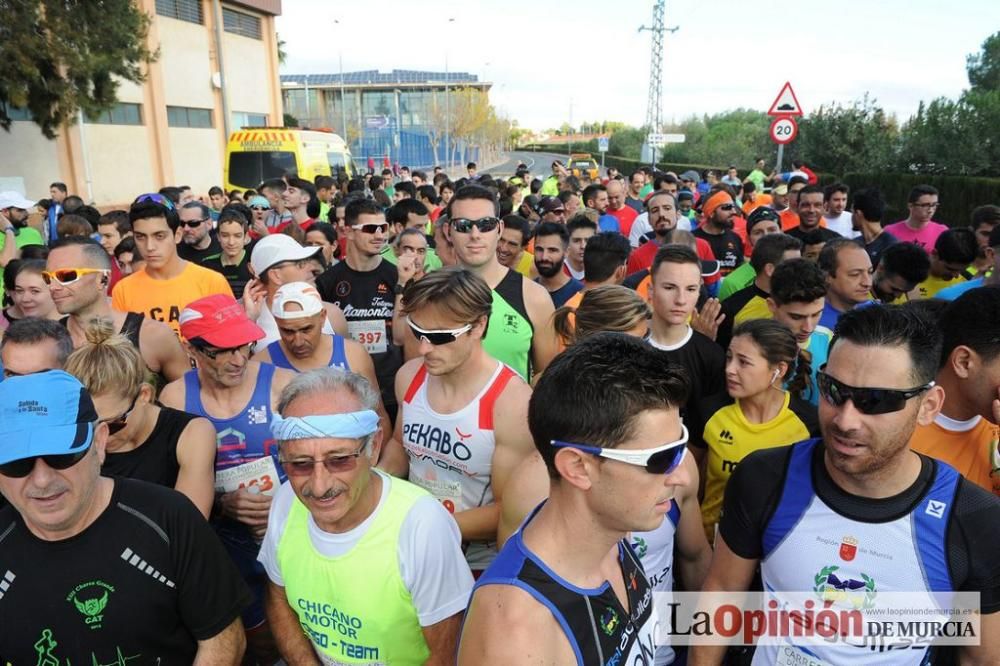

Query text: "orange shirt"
[910, 415, 1000, 497]
[111, 261, 234, 337]
[742, 194, 773, 216]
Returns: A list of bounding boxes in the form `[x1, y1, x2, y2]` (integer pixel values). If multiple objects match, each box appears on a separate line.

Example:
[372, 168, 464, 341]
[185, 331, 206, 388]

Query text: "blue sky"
[277, 0, 1000, 131]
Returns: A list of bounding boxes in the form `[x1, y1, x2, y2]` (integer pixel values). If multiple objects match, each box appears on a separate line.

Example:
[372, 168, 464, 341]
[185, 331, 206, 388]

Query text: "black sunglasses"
[194, 341, 257, 360]
[180, 218, 209, 229]
[816, 370, 934, 415]
[101, 392, 140, 435]
[450, 216, 501, 234]
[0, 447, 91, 478]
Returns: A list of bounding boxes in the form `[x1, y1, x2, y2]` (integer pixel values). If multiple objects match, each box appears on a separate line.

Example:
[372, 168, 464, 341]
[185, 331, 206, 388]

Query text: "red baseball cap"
[178, 294, 264, 347]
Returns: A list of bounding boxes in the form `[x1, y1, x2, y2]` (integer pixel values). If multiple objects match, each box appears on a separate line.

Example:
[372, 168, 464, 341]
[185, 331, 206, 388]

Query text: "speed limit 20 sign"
[770, 116, 798, 145]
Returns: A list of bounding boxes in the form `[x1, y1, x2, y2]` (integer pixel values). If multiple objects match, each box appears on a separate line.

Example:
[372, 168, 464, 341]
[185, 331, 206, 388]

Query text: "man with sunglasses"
[693, 305, 1000, 665]
[258, 368, 474, 665]
[316, 198, 418, 459]
[0, 370, 252, 664]
[159, 294, 297, 664]
[395, 268, 534, 573]
[111, 198, 233, 338]
[177, 201, 222, 265]
[47, 237, 190, 382]
[693, 191, 745, 277]
[446, 185, 558, 381]
[459, 333, 696, 664]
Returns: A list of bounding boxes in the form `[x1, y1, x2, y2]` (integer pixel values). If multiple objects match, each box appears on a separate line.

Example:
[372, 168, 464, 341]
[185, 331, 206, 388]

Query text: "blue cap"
[0, 370, 98, 465]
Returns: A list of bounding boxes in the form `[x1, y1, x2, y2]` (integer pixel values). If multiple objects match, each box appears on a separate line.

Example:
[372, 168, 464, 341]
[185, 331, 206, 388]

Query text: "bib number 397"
[347, 319, 388, 354]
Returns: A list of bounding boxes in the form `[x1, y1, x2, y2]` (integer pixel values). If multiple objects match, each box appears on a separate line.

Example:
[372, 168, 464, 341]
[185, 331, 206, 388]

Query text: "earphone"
[771, 368, 781, 383]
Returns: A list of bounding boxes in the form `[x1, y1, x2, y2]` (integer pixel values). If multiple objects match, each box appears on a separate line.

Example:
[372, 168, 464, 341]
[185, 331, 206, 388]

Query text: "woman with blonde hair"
[552, 284, 650, 347]
[65, 318, 216, 518]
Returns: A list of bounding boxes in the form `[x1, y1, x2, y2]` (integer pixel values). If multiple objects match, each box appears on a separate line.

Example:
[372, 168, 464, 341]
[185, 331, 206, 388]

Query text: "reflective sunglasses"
[194, 341, 257, 360]
[250, 205, 270, 212]
[280, 442, 368, 476]
[551, 424, 689, 475]
[133, 193, 175, 210]
[0, 447, 91, 478]
[101, 392, 140, 435]
[180, 218, 209, 229]
[718, 203, 737, 212]
[351, 223, 389, 235]
[816, 370, 934, 415]
[406, 316, 473, 345]
[450, 216, 501, 234]
[41, 268, 109, 286]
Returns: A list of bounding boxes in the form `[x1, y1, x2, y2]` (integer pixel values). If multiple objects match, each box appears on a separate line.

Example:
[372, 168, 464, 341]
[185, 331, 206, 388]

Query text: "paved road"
[479, 150, 569, 179]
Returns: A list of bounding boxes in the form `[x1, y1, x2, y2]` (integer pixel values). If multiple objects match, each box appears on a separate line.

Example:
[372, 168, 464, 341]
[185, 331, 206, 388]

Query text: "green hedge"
[840, 173, 1000, 228]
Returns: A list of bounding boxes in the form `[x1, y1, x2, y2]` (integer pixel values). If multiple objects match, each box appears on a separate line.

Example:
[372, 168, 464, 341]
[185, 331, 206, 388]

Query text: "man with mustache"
[258, 368, 473, 665]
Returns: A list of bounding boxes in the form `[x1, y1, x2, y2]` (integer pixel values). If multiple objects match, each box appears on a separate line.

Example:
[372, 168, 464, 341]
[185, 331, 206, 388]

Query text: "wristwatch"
[393, 283, 406, 296]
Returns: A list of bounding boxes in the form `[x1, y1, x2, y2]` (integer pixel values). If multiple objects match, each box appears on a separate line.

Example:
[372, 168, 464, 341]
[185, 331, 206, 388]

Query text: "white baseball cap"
[0, 191, 36, 210]
[250, 234, 321, 276]
[272, 282, 324, 320]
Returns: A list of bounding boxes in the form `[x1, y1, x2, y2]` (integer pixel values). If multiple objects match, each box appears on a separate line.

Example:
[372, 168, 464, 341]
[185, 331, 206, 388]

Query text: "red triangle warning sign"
[767, 82, 803, 117]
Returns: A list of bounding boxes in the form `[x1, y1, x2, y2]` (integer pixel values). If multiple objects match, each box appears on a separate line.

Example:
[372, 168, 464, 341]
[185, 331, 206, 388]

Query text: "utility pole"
[638, 0, 677, 167]
[567, 98, 573, 158]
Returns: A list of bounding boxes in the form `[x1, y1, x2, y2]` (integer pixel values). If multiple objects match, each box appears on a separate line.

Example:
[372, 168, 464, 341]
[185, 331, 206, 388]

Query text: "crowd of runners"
[0, 158, 997, 665]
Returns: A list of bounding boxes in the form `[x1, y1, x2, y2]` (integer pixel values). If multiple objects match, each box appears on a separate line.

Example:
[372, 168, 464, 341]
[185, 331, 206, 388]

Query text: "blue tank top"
[265, 334, 350, 373]
[184, 363, 283, 559]
[183, 363, 280, 472]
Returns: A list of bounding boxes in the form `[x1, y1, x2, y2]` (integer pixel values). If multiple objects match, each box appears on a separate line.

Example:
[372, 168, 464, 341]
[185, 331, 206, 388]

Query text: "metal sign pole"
[775, 144, 784, 176]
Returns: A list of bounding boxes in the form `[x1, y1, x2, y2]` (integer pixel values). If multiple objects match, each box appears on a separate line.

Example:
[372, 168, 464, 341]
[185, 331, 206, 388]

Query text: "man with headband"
[258, 367, 473, 665]
[0, 371, 251, 663]
[693, 190, 745, 277]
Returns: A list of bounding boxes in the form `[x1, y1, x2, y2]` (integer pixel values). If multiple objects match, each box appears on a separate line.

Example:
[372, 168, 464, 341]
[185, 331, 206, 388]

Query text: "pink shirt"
[883, 220, 948, 250]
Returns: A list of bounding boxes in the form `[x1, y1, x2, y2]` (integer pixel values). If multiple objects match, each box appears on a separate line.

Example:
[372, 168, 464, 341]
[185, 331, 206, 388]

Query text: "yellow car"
[568, 153, 599, 180]
[224, 128, 354, 191]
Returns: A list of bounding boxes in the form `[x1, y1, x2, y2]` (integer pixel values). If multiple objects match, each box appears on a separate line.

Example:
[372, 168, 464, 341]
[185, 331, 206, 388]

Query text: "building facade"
[0, 0, 283, 206]
[280, 70, 491, 170]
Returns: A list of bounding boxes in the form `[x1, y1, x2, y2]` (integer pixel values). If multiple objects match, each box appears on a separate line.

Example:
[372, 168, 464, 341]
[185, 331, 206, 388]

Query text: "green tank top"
[276, 472, 431, 665]
[484, 269, 534, 380]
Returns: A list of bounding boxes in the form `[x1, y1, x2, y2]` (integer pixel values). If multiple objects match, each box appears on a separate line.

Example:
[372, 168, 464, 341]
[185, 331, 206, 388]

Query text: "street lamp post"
[444, 17, 454, 172]
[334, 20, 349, 149]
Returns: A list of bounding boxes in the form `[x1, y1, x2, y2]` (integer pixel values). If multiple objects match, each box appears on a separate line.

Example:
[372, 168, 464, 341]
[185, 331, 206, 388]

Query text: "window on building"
[6, 106, 32, 121]
[167, 106, 214, 128]
[222, 7, 262, 39]
[232, 111, 268, 129]
[86, 103, 143, 126]
[155, 0, 203, 24]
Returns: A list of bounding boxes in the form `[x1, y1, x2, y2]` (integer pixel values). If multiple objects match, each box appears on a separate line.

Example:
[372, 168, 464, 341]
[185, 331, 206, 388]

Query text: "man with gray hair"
[258, 368, 473, 665]
[0, 317, 73, 377]
[177, 201, 221, 265]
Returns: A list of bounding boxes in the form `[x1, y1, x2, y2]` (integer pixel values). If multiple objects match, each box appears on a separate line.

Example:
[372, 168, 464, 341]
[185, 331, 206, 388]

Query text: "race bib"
[347, 319, 388, 354]
[215, 456, 280, 496]
[774, 644, 834, 666]
[412, 476, 463, 514]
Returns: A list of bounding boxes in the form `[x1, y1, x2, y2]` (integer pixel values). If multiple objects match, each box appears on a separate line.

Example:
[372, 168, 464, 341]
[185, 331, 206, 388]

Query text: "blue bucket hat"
[0, 370, 97, 466]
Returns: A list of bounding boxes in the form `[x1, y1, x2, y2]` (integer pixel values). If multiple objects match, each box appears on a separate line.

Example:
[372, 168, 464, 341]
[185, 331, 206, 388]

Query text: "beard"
[535, 259, 565, 278]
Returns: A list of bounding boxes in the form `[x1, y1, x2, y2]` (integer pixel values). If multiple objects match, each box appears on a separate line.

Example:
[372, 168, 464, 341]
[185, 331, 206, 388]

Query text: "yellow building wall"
[223, 30, 272, 120]
[168, 127, 224, 191]
[83, 125, 158, 204]
[159, 18, 217, 109]
[0, 121, 61, 199]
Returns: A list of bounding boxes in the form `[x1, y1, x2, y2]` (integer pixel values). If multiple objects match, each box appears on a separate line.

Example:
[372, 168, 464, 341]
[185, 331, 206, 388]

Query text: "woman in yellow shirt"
[700, 319, 820, 542]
